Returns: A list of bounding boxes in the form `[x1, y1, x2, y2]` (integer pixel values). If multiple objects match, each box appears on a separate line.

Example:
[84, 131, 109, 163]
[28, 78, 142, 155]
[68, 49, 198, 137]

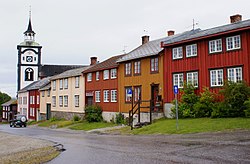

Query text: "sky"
[1, 0, 250, 97]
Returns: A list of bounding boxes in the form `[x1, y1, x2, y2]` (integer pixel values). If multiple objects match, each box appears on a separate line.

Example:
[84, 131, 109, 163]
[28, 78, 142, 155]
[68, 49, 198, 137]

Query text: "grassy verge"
[38, 120, 77, 128]
[110, 118, 250, 135]
[69, 121, 116, 131]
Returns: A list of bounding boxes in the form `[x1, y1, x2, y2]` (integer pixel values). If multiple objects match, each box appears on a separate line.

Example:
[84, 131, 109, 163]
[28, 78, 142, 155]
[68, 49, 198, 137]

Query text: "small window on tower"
[23, 57, 25, 61]
[25, 68, 34, 81]
[34, 57, 36, 61]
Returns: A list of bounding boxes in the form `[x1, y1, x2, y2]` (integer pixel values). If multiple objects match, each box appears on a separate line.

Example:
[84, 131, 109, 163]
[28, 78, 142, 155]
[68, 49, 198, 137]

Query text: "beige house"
[49, 67, 89, 120]
[39, 83, 51, 120]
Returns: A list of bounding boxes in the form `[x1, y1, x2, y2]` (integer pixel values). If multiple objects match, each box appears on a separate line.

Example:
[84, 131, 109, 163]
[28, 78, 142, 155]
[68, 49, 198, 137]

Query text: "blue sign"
[174, 85, 178, 94]
[127, 88, 132, 96]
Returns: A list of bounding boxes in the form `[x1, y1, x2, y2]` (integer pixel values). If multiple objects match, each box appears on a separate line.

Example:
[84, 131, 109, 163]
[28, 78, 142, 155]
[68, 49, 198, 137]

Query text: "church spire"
[24, 7, 36, 42]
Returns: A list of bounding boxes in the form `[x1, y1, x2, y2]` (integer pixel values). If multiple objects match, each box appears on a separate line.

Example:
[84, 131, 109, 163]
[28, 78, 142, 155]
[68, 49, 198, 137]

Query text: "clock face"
[26, 56, 33, 62]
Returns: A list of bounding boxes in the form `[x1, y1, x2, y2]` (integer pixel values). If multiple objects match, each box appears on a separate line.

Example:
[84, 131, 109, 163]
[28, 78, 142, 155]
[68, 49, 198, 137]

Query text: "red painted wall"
[29, 90, 40, 120]
[85, 69, 119, 112]
[163, 31, 250, 103]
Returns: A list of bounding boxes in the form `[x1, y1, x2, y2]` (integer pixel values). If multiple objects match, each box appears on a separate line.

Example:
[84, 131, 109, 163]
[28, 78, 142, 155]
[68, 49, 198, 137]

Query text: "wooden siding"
[163, 30, 250, 103]
[118, 54, 164, 113]
[29, 90, 39, 120]
[85, 70, 119, 112]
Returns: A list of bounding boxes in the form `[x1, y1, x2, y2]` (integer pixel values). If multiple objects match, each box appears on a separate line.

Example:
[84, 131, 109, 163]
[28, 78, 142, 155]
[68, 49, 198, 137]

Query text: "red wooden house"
[83, 55, 124, 121]
[161, 15, 250, 107]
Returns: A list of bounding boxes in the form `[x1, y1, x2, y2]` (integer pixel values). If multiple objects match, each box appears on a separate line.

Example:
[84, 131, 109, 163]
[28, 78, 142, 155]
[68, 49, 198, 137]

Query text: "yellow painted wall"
[118, 54, 164, 113]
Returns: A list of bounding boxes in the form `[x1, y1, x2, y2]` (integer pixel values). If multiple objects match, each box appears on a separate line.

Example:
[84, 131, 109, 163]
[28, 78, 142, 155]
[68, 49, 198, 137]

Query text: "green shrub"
[244, 98, 250, 117]
[220, 81, 250, 117]
[73, 115, 81, 122]
[85, 105, 103, 122]
[115, 113, 126, 124]
[49, 116, 59, 122]
[211, 102, 229, 118]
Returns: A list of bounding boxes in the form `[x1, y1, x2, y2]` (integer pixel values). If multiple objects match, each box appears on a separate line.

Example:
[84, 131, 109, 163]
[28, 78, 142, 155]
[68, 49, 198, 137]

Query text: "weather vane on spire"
[29, 5, 32, 19]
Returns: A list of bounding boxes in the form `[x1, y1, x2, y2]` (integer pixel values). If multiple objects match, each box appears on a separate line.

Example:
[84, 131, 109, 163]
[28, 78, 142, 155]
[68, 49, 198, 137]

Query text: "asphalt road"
[0, 124, 250, 164]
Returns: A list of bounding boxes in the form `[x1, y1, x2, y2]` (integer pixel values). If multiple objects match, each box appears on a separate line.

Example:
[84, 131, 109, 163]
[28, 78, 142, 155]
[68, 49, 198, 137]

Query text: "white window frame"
[37, 95, 39, 105]
[75, 76, 80, 88]
[111, 69, 117, 79]
[173, 73, 184, 88]
[209, 39, 222, 53]
[41, 91, 45, 97]
[64, 95, 68, 107]
[47, 90, 51, 97]
[125, 63, 131, 76]
[95, 91, 101, 102]
[134, 86, 141, 101]
[52, 96, 56, 107]
[186, 44, 197, 57]
[187, 72, 198, 87]
[226, 35, 241, 51]
[59, 96, 63, 107]
[134, 61, 141, 74]
[210, 69, 224, 87]
[59, 79, 63, 90]
[111, 90, 117, 102]
[172, 47, 183, 59]
[151, 57, 159, 72]
[74, 95, 79, 107]
[87, 73, 92, 82]
[227, 67, 242, 83]
[103, 70, 109, 80]
[64, 78, 68, 89]
[52, 81, 56, 91]
[96, 71, 100, 81]
[103, 90, 109, 102]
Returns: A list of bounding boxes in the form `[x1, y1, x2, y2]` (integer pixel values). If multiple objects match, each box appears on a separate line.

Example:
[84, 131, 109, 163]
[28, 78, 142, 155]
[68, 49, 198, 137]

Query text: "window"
[125, 87, 132, 102]
[96, 71, 100, 81]
[172, 47, 183, 59]
[103, 70, 109, 80]
[186, 44, 197, 57]
[52, 96, 56, 107]
[52, 81, 56, 91]
[111, 69, 117, 79]
[134, 86, 141, 102]
[228, 67, 242, 83]
[47, 90, 51, 97]
[151, 57, 159, 73]
[103, 90, 109, 102]
[173, 73, 184, 88]
[210, 69, 223, 87]
[87, 73, 92, 82]
[37, 95, 39, 104]
[59, 79, 63, 89]
[187, 72, 198, 87]
[209, 39, 222, 53]
[18, 97, 22, 104]
[59, 96, 63, 107]
[25, 68, 34, 81]
[226, 35, 241, 50]
[64, 95, 68, 107]
[74, 95, 79, 107]
[41, 91, 45, 97]
[30, 96, 33, 104]
[111, 90, 117, 102]
[75, 76, 80, 88]
[64, 78, 68, 89]
[95, 91, 101, 102]
[125, 63, 132, 76]
[30, 108, 35, 117]
[23, 97, 27, 104]
[134, 61, 141, 75]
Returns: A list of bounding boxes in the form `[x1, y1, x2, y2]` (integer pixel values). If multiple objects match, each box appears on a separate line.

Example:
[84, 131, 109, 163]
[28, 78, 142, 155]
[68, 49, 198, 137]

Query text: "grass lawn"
[113, 118, 250, 135]
[69, 121, 116, 131]
[38, 120, 76, 128]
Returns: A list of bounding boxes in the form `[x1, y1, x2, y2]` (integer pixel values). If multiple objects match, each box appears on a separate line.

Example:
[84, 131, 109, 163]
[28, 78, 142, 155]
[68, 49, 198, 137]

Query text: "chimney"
[167, 30, 175, 36]
[230, 14, 242, 23]
[142, 35, 149, 45]
[90, 57, 97, 65]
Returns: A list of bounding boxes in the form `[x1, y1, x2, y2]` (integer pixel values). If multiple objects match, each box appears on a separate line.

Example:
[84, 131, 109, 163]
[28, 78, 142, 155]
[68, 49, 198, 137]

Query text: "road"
[0, 124, 250, 164]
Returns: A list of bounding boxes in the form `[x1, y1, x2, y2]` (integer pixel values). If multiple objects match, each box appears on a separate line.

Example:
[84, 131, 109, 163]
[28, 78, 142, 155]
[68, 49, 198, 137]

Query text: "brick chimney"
[142, 35, 149, 45]
[167, 30, 175, 36]
[90, 57, 97, 65]
[230, 14, 242, 23]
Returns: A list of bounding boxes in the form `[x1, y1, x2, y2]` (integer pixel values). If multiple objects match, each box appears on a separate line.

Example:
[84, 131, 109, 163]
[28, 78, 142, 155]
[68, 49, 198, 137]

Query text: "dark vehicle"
[9, 114, 27, 127]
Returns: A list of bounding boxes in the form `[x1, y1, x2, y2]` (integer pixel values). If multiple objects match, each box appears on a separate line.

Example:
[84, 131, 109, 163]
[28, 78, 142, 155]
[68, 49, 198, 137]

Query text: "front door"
[46, 103, 51, 120]
[87, 96, 93, 106]
[151, 84, 159, 111]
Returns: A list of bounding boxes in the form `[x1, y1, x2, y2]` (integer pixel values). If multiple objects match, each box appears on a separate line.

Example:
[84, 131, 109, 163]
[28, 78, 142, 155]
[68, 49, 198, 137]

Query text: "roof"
[24, 18, 35, 35]
[117, 38, 166, 63]
[39, 64, 85, 78]
[18, 77, 51, 93]
[39, 83, 51, 91]
[1, 99, 17, 106]
[50, 66, 90, 80]
[162, 19, 250, 46]
[83, 54, 125, 73]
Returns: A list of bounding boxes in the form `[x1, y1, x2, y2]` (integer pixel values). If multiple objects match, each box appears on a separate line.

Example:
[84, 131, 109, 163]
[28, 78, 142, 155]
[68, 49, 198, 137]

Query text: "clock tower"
[17, 15, 42, 91]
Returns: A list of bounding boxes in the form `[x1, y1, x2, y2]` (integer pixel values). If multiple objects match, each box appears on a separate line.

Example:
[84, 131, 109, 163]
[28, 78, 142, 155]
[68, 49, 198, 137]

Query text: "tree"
[0, 91, 11, 112]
